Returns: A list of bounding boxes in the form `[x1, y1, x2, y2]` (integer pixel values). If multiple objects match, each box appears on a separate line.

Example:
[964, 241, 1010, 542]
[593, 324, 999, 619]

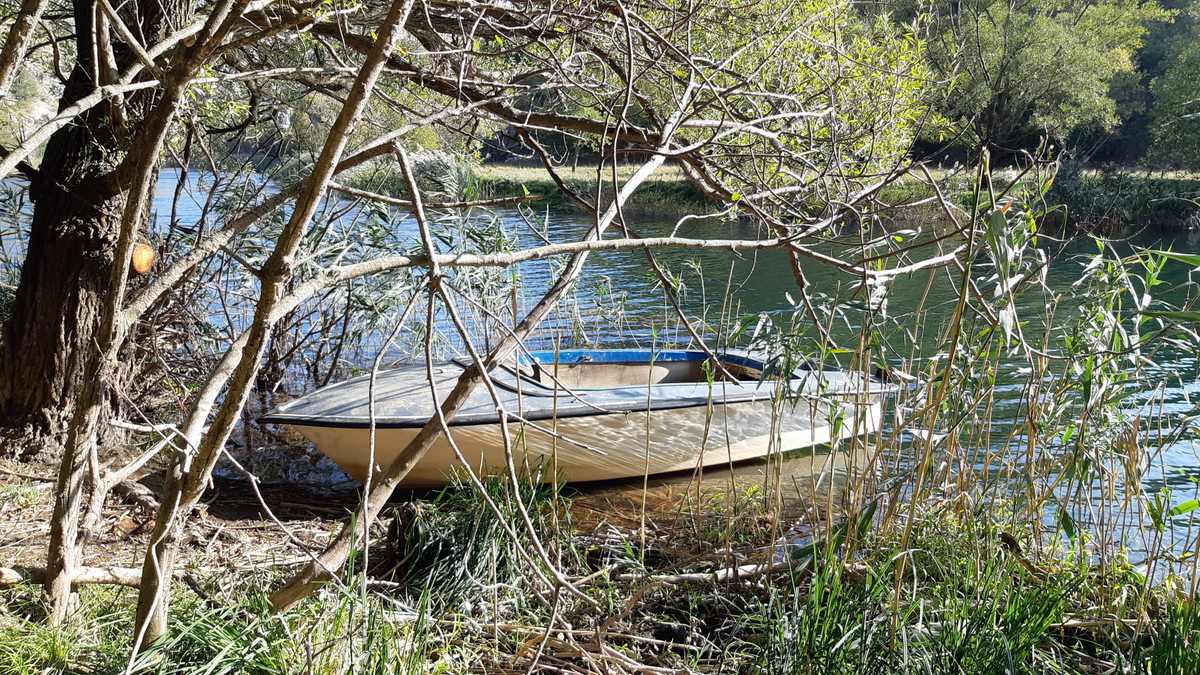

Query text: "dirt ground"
[0, 452, 354, 579]
[0, 434, 841, 583]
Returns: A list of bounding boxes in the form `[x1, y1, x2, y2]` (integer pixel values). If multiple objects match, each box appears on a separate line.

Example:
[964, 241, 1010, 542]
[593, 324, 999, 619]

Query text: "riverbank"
[476, 163, 1200, 231]
[3, 167, 1200, 672]
[476, 163, 717, 217]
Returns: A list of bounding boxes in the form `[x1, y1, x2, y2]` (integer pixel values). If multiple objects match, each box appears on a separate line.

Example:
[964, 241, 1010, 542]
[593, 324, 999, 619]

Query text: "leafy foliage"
[674, 0, 933, 181]
[926, 0, 1171, 155]
[1149, 27, 1200, 168]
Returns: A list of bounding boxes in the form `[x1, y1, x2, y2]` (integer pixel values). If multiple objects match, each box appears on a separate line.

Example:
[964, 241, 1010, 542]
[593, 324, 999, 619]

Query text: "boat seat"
[529, 358, 759, 389]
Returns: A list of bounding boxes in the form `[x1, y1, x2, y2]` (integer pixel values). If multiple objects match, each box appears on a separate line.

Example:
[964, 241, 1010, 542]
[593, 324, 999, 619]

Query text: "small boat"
[259, 349, 887, 487]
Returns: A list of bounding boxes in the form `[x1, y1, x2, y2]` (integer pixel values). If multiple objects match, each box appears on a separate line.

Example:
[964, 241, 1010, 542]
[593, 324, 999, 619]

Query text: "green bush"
[1046, 167, 1200, 229]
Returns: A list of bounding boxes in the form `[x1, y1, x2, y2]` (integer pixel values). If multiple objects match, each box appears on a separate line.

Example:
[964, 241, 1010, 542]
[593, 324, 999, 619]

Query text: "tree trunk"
[0, 0, 179, 458]
[10, 51, 135, 618]
[3, 64, 131, 620]
[0, 0, 192, 625]
[0, 109, 126, 459]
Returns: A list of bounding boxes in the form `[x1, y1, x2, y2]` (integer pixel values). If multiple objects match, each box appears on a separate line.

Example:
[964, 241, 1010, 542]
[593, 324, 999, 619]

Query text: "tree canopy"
[924, 0, 1171, 157]
[1149, 14, 1200, 167]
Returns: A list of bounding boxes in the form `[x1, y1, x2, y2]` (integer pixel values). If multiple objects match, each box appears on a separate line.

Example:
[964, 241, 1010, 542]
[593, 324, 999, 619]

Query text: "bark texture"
[0, 0, 179, 457]
[1, 0, 200, 625]
[0, 0, 48, 96]
[0, 57, 125, 457]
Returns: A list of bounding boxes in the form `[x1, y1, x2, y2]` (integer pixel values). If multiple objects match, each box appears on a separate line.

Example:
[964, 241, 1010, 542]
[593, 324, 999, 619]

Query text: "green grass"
[0, 484, 41, 509]
[369, 470, 571, 612]
[336, 157, 718, 217]
[737, 506, 1200, 674]
[0, 585, 130, 674]
[2, 498, 1198, 673]
[1044, 169, 1200, 230]
[1150, 599, 1200, 674]
[343, 155, 1200, 229]
[0, 576, 460, 674]
[856, 166, 1200, 231]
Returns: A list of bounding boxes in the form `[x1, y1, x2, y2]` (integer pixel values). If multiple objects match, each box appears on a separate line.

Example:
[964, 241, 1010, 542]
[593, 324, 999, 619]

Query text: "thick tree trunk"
[0, 115, 125, 459]
[0, 0, 176, 458]
[0, 0, 192, 626]
[2, 69, 131, 622]
[42, 92, 180, 621]
[11, 57, 132, 619]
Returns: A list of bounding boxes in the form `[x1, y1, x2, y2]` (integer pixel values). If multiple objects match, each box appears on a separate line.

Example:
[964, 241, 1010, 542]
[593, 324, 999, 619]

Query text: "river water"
[485, 205, 1200, 542]
[5, 169, 1199, 548]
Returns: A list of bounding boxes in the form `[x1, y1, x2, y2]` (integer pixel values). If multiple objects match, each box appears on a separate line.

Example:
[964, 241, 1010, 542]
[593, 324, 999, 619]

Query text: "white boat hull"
[293, 396, 882, 486]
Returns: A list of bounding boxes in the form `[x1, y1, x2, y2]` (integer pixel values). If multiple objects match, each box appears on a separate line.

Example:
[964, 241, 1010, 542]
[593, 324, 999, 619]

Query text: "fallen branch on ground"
[2, 565, 150, 587]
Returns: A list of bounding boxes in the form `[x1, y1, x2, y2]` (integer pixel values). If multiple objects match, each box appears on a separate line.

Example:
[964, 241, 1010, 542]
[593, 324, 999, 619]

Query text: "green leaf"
[1058, 506, 1076, 542]
[1149, 250, 1200, 268]
[1142, 310, 1200, 323]
[1061, 424, 1076, 445]
[1169, 499, 1200, 518]
[1149, 487, 1172, 532]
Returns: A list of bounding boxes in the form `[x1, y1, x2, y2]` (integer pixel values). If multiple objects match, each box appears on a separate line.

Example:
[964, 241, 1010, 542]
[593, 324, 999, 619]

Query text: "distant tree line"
[490, 0, 1200, 169]
[890, 0, 1197, 167]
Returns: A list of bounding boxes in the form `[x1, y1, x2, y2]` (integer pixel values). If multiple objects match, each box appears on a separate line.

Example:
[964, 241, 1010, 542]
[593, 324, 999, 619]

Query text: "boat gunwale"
[257, 387, 868, 429]
[477, 349, 776, 398]
[504, 347, 772, 392]
[257, 349, 880, 430]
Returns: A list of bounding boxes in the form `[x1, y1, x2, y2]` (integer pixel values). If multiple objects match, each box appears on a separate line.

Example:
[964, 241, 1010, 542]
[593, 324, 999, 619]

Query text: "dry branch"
[2, 565, 145, 588]
[268, 103, 688, 610]
[132, 0, 419, 645]
[0, 0, 48, 96]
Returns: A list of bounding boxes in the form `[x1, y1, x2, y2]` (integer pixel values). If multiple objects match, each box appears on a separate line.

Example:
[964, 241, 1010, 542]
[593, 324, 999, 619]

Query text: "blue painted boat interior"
[517, 349, 764, 370]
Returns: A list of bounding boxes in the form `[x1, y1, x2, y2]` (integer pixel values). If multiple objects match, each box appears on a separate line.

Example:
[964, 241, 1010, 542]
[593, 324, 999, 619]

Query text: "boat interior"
[517, 352, 764, 389]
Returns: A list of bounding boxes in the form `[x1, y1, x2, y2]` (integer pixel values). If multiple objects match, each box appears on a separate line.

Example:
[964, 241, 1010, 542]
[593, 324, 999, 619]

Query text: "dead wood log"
[0, 563, 225, 587]
[112, 480, 160, 512]
[1, 565, 145, 587]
